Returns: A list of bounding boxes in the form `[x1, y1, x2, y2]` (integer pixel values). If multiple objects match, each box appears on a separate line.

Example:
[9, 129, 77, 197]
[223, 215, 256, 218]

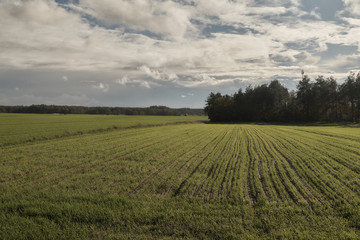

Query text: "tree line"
[205, 72, 360, 122]
[0, 105, 204, 116]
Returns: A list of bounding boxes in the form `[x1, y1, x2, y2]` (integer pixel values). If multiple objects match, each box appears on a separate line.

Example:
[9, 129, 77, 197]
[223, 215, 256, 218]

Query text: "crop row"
[131, 124, 360, 204]
[1, 123, 359, 205]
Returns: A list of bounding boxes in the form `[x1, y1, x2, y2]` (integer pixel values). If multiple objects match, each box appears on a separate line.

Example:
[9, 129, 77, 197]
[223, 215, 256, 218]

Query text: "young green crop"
[0, 113, 207, 146]
[1, 118, 359, 239]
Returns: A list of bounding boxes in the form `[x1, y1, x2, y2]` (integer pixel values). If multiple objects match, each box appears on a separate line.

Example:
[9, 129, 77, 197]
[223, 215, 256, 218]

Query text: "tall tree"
[340, 73, 357, 122]
[268, 80, 290, 121]
[296, 75, 314, 121]
[233, 89, 245, 121]
[205, 92, 234, 122]
[312, 76, 338, 121]
[203, 72, 359, 123]
[356, 73, 360, 122]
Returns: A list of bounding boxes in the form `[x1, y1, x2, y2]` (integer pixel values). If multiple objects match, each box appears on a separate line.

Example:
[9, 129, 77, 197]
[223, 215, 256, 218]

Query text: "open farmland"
[0, 116, 360, 239]
[0, 113, 207, 146]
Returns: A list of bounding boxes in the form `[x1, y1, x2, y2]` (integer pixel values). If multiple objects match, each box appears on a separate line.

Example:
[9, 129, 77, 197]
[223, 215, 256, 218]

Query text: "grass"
[1, 115, 359, 239]
[0, 113, 207, 146]
[1, 193, 358, 239]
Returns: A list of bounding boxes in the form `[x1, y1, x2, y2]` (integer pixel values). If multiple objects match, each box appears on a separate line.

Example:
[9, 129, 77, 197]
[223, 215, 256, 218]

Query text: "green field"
[1, 115, 360, 239]
[0, 114, 207, 146]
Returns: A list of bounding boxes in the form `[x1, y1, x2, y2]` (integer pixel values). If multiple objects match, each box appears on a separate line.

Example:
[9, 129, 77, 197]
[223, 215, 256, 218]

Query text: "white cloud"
[309, 7, 322, 20]
[0, 0, 358, 93]
[342, 0, 360, 16]
[175, 73, 237, 88]
[5, 0, 71, 24]
[194, 0, 301, 20]
[77, 0, 193, 40]
[321, 54, 360, 72]
[139, 81, 151, 89]
[194, 0, 242, 16]
[62, 75, 68, 81]
[115, 76, 128, 85]
[0, 0, 91, 69]
[139, 65, 179, 83]
[92, 82, 109, 92]
[115, 75, 152, 88]
[342, 17, 360, 26]
[139, 65, 161, 80]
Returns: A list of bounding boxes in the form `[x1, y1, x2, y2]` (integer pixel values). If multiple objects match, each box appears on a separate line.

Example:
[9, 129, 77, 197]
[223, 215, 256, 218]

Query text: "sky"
[1, 0, 360, 108]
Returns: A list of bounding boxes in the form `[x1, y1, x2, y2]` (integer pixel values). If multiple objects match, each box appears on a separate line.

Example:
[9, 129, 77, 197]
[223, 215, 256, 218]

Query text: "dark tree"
[340, 73, 358, 122]
[268, 80, 290, 121]
[205, 92, 234, 122]
[296, 75, 314, 121]
[312, 76, 338, 121]
[204, 72, 360, 123]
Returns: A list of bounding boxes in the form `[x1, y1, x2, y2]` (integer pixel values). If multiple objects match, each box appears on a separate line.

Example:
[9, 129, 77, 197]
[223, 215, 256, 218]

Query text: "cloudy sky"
[1, 0, 360, 108]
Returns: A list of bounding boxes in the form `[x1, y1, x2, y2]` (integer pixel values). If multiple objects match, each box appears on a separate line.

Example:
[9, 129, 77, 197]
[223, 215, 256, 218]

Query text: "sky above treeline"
[1, 0, 360, 108]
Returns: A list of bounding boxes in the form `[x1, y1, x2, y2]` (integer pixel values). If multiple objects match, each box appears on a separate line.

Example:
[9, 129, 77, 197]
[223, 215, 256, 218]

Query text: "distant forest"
[205, 72, 360, 122]
[0, 105, 204, 116]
